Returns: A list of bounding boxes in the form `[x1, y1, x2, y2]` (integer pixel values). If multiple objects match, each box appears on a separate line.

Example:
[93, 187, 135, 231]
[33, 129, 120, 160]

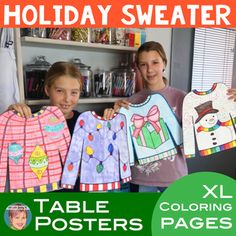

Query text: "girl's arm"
[102, 99, 130, 120]
[227, 88, 236, 101]
[114, 99, 130, 112]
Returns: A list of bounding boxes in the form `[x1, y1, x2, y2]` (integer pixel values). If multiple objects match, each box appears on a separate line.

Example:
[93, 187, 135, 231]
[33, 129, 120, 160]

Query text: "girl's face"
[138, 50, 166, 90]
[10, 212, 27, 230]
[45, 76, 81, 119]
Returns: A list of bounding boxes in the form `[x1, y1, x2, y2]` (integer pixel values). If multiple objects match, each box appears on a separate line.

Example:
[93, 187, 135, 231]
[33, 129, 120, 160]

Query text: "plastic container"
[71, 28, 90, 42]
[94, 70, 112, 97]
[21, 28, 47, 38]
[72, 58, 93, 97]
[134, 28, 141, 48]
[90, 28, 110, 44]
[48, 28, 71, 40]
[140, 28, 147, 45]
[110, 28, 126, 45]
[24, 56, 51, 99]
[111, 64, 135, 97]
[125, 29, 135, 47]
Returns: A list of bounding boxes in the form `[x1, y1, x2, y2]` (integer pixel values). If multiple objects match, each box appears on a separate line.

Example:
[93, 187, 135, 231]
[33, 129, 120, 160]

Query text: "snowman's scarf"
[197, 120, 233, 132]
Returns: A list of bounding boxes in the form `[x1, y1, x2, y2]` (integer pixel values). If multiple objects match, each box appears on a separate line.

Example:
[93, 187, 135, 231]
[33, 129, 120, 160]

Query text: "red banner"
[0, 0, 235, 27]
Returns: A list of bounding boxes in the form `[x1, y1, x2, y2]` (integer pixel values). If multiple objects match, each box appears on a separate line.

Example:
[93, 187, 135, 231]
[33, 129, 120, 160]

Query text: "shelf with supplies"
[21, 36, 138, 53]
[14, 28, 137, 106]
[25, 97, 122, 106]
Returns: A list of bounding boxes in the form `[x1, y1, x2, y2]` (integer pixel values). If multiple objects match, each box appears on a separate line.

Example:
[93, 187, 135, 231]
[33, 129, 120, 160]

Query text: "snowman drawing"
[194, 101, 236, 151]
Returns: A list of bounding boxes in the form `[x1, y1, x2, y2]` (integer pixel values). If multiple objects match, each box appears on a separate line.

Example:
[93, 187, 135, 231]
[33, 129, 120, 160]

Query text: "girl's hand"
[227, 88, 236, 101]
[114, 99, 130, 112]
[8, 103, 32, 118]
[103, 108, 115, 120]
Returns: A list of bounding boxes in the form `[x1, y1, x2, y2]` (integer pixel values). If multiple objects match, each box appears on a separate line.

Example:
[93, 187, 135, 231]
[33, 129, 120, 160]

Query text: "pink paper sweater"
[0, 106, 70, 192]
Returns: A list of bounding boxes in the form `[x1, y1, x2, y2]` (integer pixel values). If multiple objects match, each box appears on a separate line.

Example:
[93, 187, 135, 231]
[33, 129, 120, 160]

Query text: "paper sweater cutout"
[0, 106, 71, 192]
[119, 94, 183, 165]
[61, 111, 132, 192]
[182, 83, 236, 157]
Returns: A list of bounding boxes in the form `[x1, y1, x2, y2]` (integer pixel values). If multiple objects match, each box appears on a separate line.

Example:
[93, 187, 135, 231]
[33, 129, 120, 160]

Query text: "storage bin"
[71, 28, 90, 42]
[21, 28, 47, 38]
[111, 64, 135, 97]
[24, 56, 51, 99]
[90, 28, 110, 44]
[72, 58, 93, 97]
[48, 28, 71, 40]
[94, 70, 112, 97]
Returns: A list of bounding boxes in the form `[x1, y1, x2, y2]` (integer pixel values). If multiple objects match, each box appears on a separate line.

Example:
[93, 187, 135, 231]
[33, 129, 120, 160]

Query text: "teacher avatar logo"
[4, 202, 32, 231]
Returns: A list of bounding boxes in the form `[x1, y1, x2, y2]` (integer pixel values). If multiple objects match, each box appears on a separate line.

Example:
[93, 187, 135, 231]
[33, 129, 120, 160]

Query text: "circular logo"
[4, 202, 32, 231]
[152, 172, 236, 236]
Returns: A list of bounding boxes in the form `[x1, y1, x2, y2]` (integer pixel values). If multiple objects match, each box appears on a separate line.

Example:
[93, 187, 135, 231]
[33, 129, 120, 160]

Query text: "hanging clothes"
[0, 28, 20, 114]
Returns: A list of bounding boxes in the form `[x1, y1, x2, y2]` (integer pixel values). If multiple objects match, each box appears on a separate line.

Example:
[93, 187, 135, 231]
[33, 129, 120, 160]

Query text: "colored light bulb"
[96, 123, 102, 130]
[86, 146, 94, 156]
[88, 133, 93, 141]
[79, 119, 84, 127]
[96, 162, 104, 173]
[108, 143, 114, 155]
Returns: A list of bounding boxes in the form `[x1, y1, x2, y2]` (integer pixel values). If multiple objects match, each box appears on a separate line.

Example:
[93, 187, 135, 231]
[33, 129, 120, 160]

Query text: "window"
[191, 28, 236, 90]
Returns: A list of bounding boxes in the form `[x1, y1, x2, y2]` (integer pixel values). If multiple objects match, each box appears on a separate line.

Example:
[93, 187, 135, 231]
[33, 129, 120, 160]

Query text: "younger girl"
[8, 61, 113, 192]
[8, 61, 82, 136]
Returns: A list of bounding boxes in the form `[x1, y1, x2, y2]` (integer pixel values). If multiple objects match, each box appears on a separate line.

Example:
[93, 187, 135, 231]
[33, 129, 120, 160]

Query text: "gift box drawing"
[131, 105, 169, 149]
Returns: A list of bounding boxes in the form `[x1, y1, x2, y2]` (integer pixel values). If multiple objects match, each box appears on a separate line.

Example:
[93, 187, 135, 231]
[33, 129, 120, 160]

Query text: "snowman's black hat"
[194, 101, 219, 123]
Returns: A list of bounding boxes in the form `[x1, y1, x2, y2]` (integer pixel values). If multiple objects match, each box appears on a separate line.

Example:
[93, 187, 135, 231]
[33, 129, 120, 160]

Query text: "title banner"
[0, 0, 236, 28]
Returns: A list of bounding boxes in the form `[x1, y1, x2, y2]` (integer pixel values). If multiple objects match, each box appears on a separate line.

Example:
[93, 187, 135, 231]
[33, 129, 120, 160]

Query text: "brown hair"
[136, 41, 168, 85]
[136, 41, 167, 66]
[8, 203, 28, 219]
[45, 61, 83, 91]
